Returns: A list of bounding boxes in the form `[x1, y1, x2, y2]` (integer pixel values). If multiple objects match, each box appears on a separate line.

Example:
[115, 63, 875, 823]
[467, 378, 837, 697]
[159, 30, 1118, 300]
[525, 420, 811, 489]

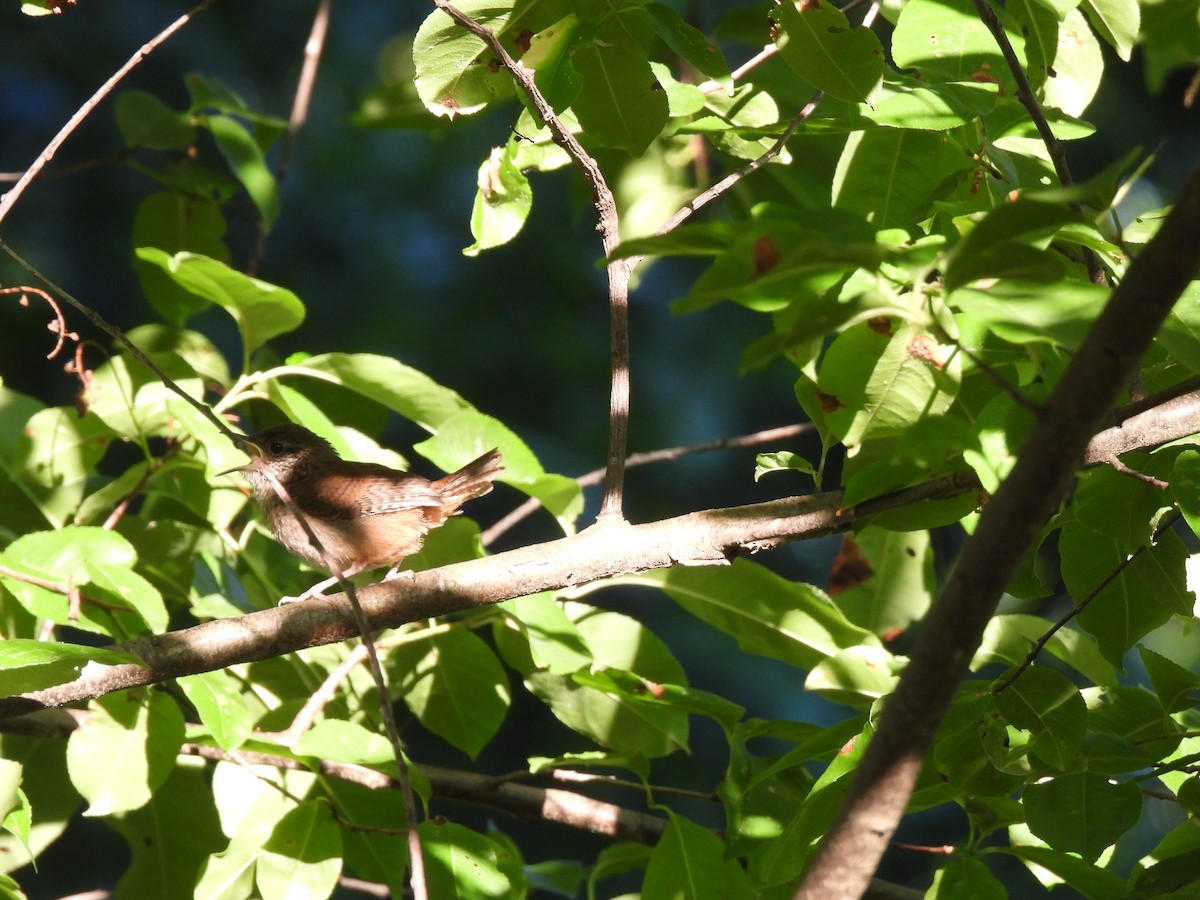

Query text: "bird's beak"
[218, 436, 263, 477]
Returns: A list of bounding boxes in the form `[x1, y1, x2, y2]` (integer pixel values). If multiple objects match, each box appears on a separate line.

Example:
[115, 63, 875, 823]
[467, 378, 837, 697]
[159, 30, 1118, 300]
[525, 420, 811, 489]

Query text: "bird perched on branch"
[224, 423, 503, 601]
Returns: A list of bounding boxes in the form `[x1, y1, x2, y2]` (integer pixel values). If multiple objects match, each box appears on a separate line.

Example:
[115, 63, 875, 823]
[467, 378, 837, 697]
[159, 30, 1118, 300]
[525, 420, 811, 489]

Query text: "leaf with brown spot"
[828, 535, 873, 596]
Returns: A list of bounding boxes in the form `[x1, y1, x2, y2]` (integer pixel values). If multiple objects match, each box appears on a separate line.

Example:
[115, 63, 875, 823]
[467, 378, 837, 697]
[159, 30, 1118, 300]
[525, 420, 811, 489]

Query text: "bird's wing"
[306, 465, 445, 519]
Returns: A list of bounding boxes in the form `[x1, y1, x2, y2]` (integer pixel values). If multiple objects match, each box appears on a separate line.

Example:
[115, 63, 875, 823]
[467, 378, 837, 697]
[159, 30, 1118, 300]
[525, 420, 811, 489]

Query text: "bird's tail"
[433, 449, 504, 510]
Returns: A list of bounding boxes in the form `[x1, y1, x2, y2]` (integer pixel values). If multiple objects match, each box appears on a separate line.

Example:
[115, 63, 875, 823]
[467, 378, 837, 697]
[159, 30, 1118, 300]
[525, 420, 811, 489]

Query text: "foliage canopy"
[2, 0, 1200, 898]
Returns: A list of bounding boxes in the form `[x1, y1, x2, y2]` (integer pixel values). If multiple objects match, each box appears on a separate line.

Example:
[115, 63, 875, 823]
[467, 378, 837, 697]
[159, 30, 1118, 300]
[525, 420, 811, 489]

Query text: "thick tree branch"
[798, 163, 1200, 899]
[1, 475, 977, 717]
[9, 360, 1200, 720]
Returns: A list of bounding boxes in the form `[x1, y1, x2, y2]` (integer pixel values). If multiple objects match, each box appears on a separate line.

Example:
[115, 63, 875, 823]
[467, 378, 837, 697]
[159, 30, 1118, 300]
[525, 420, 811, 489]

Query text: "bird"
[224, 423, 503, 601]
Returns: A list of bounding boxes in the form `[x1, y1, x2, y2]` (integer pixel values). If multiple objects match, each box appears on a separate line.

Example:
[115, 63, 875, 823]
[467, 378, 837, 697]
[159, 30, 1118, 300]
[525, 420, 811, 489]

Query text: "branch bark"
[9, 358, 1200, 720]
[797, 163, 1200, 899]
[2, 475, 976, 717]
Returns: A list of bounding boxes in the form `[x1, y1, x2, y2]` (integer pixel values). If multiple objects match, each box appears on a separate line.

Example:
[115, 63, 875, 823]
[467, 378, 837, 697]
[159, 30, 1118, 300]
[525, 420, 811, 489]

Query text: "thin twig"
[0, 287, 77, 359]
[992, 510, 1181, 695]
[641, 91, 824, 258]
[969, 0, 1106, 286]
[481, 423, 813, 545]
[248, 0, 332, 274]
[431, 0, 632, 524]
[0, 241, 240, 443]
[242, 458, 428, 899]
[267, 643, 370, 746]
[0, 0, 217, 230]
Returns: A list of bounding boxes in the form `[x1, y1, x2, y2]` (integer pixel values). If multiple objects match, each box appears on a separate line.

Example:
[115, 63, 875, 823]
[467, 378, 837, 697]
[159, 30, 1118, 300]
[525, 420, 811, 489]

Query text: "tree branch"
[797, 162, 1200, 899]
[0, 0, 217, 230]
[1, 474, 977, 717]
[430, 1, 632, 523]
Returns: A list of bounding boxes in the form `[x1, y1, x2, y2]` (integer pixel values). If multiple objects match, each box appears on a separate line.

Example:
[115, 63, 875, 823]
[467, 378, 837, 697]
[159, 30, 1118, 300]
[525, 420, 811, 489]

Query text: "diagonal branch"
[0, 0, 217, 230]
[797, 162, 1200, 899]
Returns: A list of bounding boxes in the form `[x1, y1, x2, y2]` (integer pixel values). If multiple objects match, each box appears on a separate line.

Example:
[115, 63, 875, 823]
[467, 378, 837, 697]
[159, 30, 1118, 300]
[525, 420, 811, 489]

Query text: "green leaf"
[646, 4, 729, 79]
[754, 451, 817, 484]
[772, 0, 884, 103]
[572, 669, 745, 731]
[389, 627, 510, 759]
[203, 114, 281, 229]
[0, 526, 167, 637]
[1041, 8, 1105, 116]
[185, 72, 289, 139]
[944, 200, 1081, 292]
[571, 12, 668, 154]
[1081, 0, 1139, 60]
[496, 592, 593, 675]
[1022, 772, 1141, 862]
[632, 559, 878, 670]
[1140, 0, 1200, 94]
[805, 645, 901, 706]
[994, 666, 1087, 770]
[0, 761, 21, 824]
[643, 810, 755, 900]
[414, 1, 515, 117]
[679, 209, 881, 314]
[524, 605, 689, 757]
[325, 778, 410, 895]
[1063, 529, 1190, 666]
[83, 352, 203, 440]
[294, 720, 396, 767]
[465, 143, 532, 256]
[419, 820, 516, 898]
[297, 352, 473, 431]
[936, 693, 1028, 796]
[66, 692, 184, 816]
[113, 89, 195, 150]
[893, 0, 1024, 92]
[928, 856, 1006, 900]
[257, 800, 343, 900]
[973, 614, 1117, 687]
[819, 321, 959, 455]
[1082, 685, 1181, 772]
[177, 670, 258, 751]
[0, 640, 144, 697]
[1139, 646, 1200, 713]
[522, 14, 584, 112]
[989, 845, 1129, 899]
[109, 764, 225, 898]
[829, 527, 935, 635]
[125, 324, 232, 390]
[1159, 283, 1200, 374]
[132, 196, 228, 321]
[11, 406, 110, 528]
[135, 250, 305, 358]
[950, 280, 1107, 348]
[867, 81, 999, 131]
[832, 128, 972, 228]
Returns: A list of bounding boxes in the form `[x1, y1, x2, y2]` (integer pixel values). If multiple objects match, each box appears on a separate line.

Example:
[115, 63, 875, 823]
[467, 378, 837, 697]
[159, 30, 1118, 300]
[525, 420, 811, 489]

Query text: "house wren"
[225, 423, 503, 599]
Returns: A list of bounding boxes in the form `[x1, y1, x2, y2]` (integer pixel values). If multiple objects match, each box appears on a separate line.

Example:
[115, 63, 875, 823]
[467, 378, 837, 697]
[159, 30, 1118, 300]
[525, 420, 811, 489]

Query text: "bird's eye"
[269, 441, 287, 455]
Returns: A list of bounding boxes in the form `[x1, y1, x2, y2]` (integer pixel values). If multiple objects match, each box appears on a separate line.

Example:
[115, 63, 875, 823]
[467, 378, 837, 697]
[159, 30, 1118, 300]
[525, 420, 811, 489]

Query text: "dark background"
[1, 0, 1197, 896]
